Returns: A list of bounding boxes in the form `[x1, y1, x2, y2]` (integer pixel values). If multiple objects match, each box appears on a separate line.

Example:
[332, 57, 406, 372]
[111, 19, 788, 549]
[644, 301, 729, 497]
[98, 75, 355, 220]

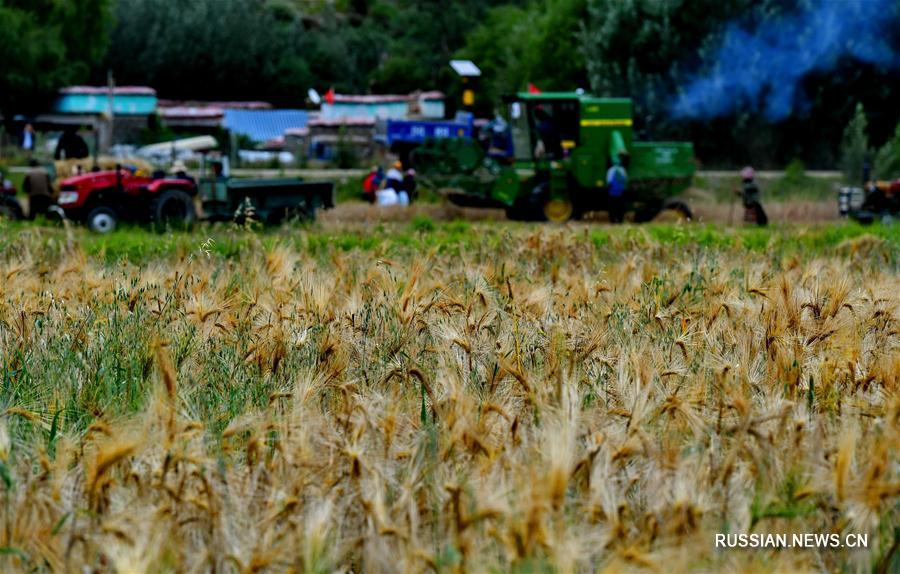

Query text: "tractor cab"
[505, 93, 582, 164]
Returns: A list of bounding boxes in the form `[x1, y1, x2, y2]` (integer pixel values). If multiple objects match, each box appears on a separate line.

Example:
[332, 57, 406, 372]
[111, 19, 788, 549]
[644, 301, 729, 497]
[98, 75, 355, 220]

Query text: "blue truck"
[378, 112, 515, 162]
[379, 112, 474, 148]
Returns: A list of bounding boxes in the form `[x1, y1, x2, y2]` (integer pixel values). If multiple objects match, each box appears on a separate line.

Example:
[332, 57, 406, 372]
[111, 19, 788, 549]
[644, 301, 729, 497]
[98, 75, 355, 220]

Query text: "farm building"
[305, 117, 376, 162]
[34, 85, 158, 152]
[320, 91, 444, 121]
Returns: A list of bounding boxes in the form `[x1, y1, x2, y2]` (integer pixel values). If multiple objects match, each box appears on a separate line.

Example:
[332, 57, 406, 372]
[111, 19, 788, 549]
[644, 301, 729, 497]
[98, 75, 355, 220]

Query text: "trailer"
[200, 176, 334, 224]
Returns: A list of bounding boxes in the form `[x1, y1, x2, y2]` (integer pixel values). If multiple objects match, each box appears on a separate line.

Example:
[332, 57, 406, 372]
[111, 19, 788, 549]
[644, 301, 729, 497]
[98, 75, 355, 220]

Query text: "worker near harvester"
[403, 169, 417, 203]
[533, 107, 562, 159]
[736, 166, 768, 226]
[606, 152, 628, 223]
[23, 159, 54, 220]
[385, 161, 404, 190]
[380, 160, 409, 206]
[362, 165, 383, 203]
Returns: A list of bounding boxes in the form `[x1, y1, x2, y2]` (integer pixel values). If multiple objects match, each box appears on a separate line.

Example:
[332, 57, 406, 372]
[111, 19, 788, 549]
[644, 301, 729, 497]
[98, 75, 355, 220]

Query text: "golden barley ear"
[153, 340, 177, 401]
[87, 440, 138, 510]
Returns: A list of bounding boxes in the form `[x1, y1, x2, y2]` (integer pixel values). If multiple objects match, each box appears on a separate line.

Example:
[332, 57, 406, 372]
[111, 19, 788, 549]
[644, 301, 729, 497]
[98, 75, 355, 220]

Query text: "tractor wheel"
[87, 207, 118, 233]
[654, 199, 693, 222]
[152, 189, 196, 228]
[542, 197, 574, 223]
[0, 199, 24, 221]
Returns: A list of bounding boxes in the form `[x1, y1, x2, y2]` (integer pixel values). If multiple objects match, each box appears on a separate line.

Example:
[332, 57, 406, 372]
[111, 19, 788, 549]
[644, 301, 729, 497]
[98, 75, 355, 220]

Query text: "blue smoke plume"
[672, 0, 899, 121]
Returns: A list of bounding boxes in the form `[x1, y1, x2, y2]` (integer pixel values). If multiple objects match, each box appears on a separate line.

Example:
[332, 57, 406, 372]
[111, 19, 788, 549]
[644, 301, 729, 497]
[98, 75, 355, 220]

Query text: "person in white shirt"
[378, 160, 407, 206]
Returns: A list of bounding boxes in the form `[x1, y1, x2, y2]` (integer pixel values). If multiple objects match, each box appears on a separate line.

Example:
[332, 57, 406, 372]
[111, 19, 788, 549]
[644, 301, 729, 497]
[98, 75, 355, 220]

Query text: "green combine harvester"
[412, 91, 696, 222]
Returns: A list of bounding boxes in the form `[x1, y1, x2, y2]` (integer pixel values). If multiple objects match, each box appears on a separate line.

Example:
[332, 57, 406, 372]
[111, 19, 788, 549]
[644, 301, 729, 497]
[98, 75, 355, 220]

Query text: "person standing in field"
[23, 159, 54, 220]
[20, 123, 35, 152]
[736, 166, 768, 226]
[380, 160, 407, 206]
[385, 161, 404, 191]
[362, 165, 380, 203]
[403, 168, 417, 203]
[54, 127, 89, 160]
[606, 152, 628, 223]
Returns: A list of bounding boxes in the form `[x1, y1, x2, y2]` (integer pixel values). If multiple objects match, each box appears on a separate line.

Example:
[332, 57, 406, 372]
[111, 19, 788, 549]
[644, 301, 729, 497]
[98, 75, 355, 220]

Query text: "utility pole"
[104, 69, 115, 156]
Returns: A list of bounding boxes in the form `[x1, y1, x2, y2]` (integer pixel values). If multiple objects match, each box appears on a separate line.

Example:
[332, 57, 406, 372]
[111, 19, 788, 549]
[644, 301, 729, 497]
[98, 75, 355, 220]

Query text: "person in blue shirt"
[606, 152, 628, 223]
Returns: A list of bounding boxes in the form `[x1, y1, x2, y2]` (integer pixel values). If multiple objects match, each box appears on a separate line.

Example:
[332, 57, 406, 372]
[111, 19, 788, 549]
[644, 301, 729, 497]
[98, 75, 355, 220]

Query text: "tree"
[100, 0, 514, 104]
[840, 103, 869, 184]
[458, 0, 587, 116]
[0, 0, 112, 115]
[102, 0, 313, 105]
[874, 122, 900, 180]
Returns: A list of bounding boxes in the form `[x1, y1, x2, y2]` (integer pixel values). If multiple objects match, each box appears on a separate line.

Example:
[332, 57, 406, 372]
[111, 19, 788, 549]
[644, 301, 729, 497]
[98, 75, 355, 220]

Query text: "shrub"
[874, 122, 900, 180]
[840, 103, 869, 184]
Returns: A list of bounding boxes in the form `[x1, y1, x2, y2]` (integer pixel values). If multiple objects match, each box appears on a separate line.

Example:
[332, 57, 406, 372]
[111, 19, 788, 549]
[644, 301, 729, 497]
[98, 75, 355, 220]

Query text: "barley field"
[0, 221, 898, 573]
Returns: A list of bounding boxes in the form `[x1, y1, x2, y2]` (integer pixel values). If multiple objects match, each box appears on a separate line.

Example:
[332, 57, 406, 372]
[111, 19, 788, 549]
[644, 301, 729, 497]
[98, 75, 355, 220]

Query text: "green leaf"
[51, 512, 71, 536]
[0, 461, 12, 490]
[420, 382, 428, 425]
[0, 546, 28, 560]
[48, 409, 62, 460]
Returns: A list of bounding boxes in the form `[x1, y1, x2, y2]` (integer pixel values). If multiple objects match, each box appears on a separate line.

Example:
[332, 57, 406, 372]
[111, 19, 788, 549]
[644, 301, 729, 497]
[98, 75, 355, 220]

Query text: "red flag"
[527, 82, 541, 94]
[325, 87, 335, 105]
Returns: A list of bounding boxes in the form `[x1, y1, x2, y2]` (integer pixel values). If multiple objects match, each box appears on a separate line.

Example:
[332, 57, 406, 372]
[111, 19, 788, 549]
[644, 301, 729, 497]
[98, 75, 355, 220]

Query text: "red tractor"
[57, 168, 197, 232]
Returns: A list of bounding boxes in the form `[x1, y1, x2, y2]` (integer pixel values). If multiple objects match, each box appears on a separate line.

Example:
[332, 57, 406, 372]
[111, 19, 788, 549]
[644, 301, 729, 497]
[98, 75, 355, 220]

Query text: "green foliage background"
[3, 0, 900, 169]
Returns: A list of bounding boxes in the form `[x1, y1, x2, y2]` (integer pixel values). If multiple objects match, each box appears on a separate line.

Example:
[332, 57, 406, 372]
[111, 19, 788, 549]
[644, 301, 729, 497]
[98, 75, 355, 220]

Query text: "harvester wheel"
[87, 206, 118, 233]
[633, 201, 662, 223]
[542, 197, 574, 223]
[655, 199, 693, 222]
[152, 189, 196, 227]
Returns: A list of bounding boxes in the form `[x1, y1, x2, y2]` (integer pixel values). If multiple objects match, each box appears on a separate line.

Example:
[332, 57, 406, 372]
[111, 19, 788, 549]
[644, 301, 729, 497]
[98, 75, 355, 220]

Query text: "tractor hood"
[57, 170, 196, 209]
[60, 170, 123, 191]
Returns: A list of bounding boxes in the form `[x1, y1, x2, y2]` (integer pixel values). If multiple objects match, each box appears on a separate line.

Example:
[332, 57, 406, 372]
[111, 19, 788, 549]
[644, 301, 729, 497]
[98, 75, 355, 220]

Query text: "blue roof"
[222, 109, 308, 142]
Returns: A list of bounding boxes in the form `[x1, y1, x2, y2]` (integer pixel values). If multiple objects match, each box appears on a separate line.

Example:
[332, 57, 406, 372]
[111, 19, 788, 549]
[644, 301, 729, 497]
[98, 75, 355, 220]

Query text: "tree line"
[2, 0, 900, 169]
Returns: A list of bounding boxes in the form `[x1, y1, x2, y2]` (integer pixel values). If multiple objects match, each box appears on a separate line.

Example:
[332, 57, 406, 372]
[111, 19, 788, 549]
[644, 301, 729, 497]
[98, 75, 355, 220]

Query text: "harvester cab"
[413, 91, 696, 222]
[507, 93, 629, 166]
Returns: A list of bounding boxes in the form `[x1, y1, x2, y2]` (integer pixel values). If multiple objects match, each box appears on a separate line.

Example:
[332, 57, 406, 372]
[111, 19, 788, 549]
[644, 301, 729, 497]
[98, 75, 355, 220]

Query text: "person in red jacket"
[361, 165, 383, 204]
